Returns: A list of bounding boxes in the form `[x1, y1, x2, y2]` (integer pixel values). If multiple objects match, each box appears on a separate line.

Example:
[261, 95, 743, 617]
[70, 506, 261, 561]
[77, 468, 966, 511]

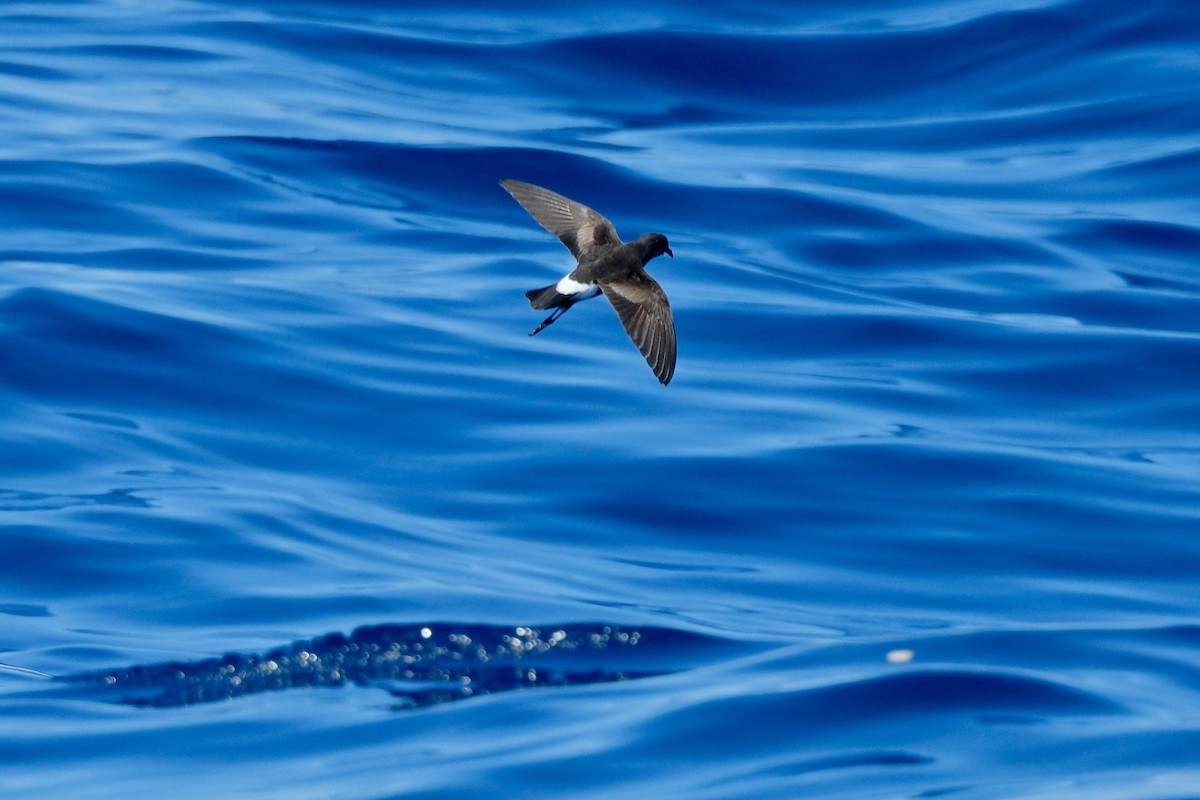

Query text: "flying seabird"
[500, 179, 677, 385]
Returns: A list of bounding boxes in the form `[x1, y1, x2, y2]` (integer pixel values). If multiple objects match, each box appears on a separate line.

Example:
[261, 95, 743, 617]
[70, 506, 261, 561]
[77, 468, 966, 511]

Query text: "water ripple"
[3, 1, 1200, 798]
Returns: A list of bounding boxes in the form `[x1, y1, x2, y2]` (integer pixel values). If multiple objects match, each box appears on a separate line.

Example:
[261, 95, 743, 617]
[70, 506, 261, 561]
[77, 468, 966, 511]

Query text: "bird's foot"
[529, 306, 566, 336]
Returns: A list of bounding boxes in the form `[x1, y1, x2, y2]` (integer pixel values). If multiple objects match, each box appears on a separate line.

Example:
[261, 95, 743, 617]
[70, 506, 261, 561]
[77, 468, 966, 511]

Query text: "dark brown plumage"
[500, 179, 677, 385]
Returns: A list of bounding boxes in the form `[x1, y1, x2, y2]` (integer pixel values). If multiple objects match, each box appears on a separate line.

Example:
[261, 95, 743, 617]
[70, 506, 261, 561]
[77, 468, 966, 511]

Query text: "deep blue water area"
[3, 1, 1200, 797]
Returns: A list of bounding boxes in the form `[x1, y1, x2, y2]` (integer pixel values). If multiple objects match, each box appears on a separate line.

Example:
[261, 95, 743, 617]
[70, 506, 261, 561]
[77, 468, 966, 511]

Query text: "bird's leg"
[529, 305, 568, 336]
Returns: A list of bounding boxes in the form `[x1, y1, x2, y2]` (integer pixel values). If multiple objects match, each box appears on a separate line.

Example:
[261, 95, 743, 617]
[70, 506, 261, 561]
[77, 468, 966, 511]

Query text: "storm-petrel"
[500, 179, 676, 385]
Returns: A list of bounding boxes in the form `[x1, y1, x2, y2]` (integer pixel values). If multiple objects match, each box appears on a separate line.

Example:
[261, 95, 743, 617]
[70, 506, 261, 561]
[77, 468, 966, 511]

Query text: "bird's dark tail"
[526, 284, 570, 310]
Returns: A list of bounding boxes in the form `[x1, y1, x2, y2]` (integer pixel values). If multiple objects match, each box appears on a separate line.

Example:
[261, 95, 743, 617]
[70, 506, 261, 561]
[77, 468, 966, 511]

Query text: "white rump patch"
[556, 275, 599, 298]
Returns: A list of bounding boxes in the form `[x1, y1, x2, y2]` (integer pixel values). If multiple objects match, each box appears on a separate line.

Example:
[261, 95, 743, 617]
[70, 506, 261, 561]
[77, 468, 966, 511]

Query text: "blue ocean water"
[2, 0, 1200, 796]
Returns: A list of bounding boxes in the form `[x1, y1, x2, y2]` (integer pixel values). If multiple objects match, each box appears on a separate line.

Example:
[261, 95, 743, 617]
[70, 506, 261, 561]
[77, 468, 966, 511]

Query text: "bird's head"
[640, 232, 673, 262]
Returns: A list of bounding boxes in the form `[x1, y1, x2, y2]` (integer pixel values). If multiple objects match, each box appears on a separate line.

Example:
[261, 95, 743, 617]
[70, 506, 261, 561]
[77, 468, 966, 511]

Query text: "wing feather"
[500, 179, 622, 259]
[600, 273, 676, 385]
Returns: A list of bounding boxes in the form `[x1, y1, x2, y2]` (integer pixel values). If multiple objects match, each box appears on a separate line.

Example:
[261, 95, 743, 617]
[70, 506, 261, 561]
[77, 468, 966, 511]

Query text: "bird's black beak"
[666, 247, 674, 258]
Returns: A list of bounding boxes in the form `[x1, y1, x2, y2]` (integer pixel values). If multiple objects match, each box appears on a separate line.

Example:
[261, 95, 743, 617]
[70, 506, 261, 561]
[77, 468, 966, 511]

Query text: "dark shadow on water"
[58, 622, 751, 710]
[0, 487, 152, 511]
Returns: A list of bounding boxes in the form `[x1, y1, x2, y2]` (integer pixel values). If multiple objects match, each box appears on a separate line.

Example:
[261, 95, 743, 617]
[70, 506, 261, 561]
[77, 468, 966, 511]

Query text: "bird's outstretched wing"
[500, 179, 621, 259]
[601, 273, 676, 385]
